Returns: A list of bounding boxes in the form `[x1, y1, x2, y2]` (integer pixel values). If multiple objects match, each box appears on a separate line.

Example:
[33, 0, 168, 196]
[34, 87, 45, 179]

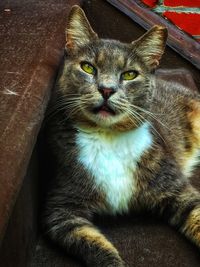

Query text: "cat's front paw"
[107, 264, 129, 267]
[107, 263, 129, 267]
[106, 260, 129, 267]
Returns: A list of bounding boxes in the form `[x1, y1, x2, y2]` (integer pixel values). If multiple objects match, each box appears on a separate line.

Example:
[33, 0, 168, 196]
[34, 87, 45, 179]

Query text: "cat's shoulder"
[154, 76, 197, 95]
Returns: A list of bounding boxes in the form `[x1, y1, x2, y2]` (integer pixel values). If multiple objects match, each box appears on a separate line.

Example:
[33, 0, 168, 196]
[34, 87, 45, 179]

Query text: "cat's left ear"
[66, 5, 98, 51]
[133, 25, 168, 69]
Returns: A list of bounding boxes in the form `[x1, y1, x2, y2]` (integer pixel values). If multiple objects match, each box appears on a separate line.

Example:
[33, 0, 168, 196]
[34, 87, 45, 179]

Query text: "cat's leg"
[44, 206, 126, 267]
[161, 184, 200, 248]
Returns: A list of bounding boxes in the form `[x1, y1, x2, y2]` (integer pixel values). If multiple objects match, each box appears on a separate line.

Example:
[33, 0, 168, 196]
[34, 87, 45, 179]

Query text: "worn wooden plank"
[0, 0, 82, 246]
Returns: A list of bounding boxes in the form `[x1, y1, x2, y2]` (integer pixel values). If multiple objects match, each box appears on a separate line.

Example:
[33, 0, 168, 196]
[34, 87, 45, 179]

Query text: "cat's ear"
[133, 25, 168, 69]
[66, 5, 98, 51]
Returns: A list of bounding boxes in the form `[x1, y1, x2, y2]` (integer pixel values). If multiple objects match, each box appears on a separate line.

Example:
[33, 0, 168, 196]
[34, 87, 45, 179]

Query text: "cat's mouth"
[92, 102, 116, 117]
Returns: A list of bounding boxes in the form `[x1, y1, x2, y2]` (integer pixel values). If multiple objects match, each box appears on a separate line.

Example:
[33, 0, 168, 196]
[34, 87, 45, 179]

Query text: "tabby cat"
[44, 5, 200, 267]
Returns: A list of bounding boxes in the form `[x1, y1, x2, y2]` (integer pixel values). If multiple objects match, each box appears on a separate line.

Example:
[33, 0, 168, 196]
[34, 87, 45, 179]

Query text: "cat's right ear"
[133, 25, 168, 70]
[66, 5, 98, 51]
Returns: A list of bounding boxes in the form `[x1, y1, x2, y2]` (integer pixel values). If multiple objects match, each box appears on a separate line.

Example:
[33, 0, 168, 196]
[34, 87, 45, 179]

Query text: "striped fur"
[43, 5, 200, 267]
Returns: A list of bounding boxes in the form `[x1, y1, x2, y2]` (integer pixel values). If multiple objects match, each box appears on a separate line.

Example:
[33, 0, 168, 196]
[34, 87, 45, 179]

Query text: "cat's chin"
[98, 110, 114, 118]
[92, 103, 116, 117]
[94, 109, 117, 122]
[95, 112, 118, 125]
[82, 109, 127, 128]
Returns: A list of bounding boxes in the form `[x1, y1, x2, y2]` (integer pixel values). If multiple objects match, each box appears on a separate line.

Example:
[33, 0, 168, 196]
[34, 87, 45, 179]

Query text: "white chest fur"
[76, 123, 153, 214]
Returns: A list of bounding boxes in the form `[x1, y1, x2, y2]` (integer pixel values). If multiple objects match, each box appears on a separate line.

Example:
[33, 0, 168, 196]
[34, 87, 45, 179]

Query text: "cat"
[43, 5, 200, 267]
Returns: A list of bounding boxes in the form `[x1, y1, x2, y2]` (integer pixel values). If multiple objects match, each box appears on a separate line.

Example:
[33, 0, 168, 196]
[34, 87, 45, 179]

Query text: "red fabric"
[164, 12, 200, 35]
[141, 0, 158, 7]
[164, 0, 200, 7]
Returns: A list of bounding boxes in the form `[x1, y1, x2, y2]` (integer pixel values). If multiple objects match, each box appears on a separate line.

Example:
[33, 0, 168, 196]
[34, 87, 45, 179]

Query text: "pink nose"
[98, 87, 115, 100]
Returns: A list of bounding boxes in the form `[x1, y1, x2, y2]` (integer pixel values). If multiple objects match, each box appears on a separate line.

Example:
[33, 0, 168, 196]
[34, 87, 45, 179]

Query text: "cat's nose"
[98, 87, 116, 100]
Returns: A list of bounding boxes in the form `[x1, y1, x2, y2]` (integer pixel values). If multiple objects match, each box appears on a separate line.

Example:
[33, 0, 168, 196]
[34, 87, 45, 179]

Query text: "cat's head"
[58, 5, 167, 130]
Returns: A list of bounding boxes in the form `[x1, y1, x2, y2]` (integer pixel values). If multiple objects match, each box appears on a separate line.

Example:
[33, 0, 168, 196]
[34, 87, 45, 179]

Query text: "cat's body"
[44, 6, 200, 267]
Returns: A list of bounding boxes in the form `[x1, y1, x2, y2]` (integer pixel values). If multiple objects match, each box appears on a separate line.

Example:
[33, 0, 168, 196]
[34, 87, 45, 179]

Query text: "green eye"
[121, 70, 138, 81]
[81, 62, 96, 75]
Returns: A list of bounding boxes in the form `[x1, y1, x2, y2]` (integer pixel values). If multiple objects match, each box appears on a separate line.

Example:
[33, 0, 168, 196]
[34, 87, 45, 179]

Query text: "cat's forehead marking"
[96, 46, 126, 70]
[97, 50, 106, 65]
[116, 54, 125, 69]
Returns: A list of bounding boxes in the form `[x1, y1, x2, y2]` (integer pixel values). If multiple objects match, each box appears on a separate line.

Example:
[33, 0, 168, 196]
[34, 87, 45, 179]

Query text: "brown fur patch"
[180, 100, 200, 176]
[97, 51, 106, 65]
[187, 100, 200, 146]
[116, 54, 125, 68]
[73, 226, 119, 254]
[183, 206, 200, 246]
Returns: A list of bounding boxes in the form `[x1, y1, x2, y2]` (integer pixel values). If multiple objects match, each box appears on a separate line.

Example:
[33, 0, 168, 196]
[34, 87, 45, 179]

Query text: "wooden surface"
[0, 148, 39, 267]
[0, 0, 82, 245]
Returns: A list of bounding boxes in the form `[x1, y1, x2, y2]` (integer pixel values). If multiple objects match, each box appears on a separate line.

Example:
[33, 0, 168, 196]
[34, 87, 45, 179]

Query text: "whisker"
[111, 100, 141, 128]
[129, 103, 170, 132]
[129, 109, 166, 144]
[114, 100, 166, 144]
[45, 99, 85, 121]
